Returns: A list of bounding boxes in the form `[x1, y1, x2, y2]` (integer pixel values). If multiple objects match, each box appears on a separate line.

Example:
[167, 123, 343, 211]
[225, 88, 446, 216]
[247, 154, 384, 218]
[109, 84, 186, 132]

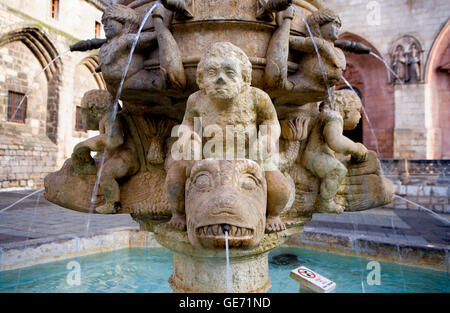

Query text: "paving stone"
[0, 191, 138, 247]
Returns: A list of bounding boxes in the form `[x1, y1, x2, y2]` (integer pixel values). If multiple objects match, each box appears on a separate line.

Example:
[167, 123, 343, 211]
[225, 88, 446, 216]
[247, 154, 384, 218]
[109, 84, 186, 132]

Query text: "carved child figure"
[72, 90, 139, 214]
[301, 90, 368, 213]
[166, 42, 292, 233]
[99, 3, 185, 96]
[265, 8, 346, 103]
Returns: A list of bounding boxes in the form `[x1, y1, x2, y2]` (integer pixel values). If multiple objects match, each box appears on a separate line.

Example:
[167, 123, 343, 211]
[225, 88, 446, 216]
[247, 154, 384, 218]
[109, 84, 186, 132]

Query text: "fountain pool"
[0, 246, 447, 293]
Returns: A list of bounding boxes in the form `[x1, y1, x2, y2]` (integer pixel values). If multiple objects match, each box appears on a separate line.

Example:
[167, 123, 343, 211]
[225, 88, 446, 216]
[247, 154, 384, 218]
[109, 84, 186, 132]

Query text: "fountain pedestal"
[150, 222, 304, 293]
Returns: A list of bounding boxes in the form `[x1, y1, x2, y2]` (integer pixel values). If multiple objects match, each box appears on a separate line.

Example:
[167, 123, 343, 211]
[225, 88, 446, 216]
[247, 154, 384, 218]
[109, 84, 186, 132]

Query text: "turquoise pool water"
[0, 246, 448, 293]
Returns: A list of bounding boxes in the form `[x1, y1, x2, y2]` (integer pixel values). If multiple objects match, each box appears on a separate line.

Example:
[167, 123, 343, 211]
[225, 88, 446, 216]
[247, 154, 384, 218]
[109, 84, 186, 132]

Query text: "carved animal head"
[185, 159, 267, 249]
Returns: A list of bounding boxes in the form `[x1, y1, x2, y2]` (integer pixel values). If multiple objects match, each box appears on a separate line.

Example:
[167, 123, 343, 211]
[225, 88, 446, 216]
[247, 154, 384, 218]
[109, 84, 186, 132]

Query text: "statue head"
[196, 42, 252, 103]
[185, 159, 267, 249]
[319, 89, 362, 130]
[80, 89, 114, 130]
[307, 8, 341, 42]
[102, 4, 140, 39]
[336, 89, 362, 130]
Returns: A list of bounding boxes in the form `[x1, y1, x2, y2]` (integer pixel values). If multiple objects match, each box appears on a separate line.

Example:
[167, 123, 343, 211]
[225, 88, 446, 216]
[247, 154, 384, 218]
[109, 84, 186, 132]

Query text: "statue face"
[103, 18, 123, 39]
[185, 159, 267, 249]
[201, 57, 244, 103]
[342, 104, 362, 131]
[81, 106, 100, 131]
[320, 20, 340, 42]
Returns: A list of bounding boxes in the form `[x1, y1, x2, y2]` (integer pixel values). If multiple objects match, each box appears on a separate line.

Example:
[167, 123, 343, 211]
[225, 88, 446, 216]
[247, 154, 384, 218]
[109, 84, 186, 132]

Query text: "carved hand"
[351, 142, 368, 163]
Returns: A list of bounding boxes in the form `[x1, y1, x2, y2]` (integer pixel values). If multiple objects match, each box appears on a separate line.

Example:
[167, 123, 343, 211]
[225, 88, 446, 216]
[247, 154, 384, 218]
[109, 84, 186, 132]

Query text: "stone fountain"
[44, 0, 393, 293]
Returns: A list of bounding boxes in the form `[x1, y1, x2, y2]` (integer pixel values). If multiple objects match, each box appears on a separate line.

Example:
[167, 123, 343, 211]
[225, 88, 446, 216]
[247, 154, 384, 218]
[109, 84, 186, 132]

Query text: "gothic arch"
[336, 32, 395, 158]
[72, 55, 106, 135]
[0, 27, 62, 81]
[425, 20, 450, 159]
[79, 55, 106, 90]
[0, 27, 63, 143]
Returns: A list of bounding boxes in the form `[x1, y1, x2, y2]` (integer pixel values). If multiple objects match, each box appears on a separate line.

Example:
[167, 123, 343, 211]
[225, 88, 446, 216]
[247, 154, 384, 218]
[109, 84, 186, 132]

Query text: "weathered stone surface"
[44, 158, 170, 215]
[42, 0, 394, 293]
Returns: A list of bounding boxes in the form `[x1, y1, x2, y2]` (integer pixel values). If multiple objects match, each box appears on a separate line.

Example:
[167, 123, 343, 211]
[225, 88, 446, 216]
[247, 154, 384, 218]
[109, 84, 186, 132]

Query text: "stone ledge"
[0, 227, 158, 271]
[286, 231, 449, 271]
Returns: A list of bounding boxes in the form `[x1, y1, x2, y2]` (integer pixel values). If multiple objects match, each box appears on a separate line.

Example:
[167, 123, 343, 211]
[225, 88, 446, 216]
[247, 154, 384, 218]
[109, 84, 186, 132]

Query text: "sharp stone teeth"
[242, 229, 247, 236]
[231, 226, 237, 236]
[207, 226, 213, 235]
[218, 226, 223, 235]
[213, 225, 219, 235]
[236, 228, 241, 236]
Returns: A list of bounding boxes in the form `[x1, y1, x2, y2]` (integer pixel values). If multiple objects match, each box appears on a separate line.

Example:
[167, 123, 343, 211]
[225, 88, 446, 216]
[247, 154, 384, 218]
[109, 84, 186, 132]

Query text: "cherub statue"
[98, 3, 185, 95]
[265, 8, 346, 103]
[166, 42, 292, 232]
[72, 90, 139, 214]
[301, 89, 368, 213]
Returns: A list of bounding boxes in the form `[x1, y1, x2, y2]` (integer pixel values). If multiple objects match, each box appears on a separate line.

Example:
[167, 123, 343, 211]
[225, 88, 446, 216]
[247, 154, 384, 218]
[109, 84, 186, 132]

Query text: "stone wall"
[381, 159, 449, 213]
[0, 1, 106, 189]
[327, 0, 450, 159]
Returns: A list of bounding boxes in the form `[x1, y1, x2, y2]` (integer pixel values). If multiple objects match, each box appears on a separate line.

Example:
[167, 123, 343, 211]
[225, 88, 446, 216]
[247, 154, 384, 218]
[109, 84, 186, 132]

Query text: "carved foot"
[167, 213, 187, 230]
[265, 216, 286, 233]
[315, 198, 344, 214]
[95, 202, 120, 214]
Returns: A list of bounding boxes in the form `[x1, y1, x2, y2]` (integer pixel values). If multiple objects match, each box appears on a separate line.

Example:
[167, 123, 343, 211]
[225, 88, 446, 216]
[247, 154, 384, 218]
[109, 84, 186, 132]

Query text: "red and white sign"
[290, 266, 336, 293]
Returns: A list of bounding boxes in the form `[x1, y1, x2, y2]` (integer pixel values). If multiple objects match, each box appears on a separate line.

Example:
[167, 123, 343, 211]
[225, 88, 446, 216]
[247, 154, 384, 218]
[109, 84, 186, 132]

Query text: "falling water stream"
[393, 195, 450, 225]
[84, 1, 162, 236]
[0, 188, 44, 215]
[390, 215, 407, 292]
[370, 51, 405, 84]
[341, 76, 380, 156]
[13, 190, 42, 291]
[0, 1, 448, 292]
[291, 2, 449, 286]
[291, 4, 333, 105]
[292, 3, 372, 291]
[8, 50, 72, 123]
[225, 229, 231, 293]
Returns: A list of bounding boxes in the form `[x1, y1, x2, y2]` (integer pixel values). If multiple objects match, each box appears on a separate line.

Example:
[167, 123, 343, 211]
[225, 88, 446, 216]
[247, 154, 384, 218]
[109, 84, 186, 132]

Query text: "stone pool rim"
[0, 227, 448, 272]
